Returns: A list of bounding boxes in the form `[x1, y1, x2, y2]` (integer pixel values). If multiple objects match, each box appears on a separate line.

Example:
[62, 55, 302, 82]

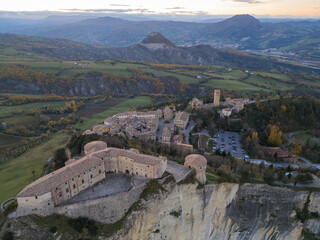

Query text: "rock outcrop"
[2, 182, 320, 240]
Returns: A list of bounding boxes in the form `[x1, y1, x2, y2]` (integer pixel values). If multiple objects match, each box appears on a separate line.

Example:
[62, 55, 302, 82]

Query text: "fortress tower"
[214, 89, 221, 106]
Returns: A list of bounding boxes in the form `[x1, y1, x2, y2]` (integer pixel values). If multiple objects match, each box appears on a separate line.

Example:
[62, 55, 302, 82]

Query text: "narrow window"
[90, 174, 93, 179]
[82, 179, 84, 184]
[66, 189, 69, 193]
[73, 184, 76, 189]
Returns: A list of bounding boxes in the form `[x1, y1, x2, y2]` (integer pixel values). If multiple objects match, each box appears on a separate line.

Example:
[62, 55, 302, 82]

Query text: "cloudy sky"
[1, 0, 319, 17]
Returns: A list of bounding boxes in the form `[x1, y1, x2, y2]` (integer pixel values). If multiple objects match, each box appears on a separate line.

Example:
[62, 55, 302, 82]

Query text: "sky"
[0, 0, 320, 17]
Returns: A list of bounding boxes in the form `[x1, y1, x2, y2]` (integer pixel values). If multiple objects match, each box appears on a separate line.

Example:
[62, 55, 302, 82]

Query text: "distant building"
[261, 147, 298, 163]
[225, 98, 250, 113]
[163, 106, 174, 121]
[221, 108, 232, 118]
[174, 111, 190, 129]
[176, 143, 193, 151]
[172, 134, 184, 144]
[161, 124, 174, 143]
[214, 89, 221, 106]
[189, 98, 203, 109]
[184, 154, 207, 184]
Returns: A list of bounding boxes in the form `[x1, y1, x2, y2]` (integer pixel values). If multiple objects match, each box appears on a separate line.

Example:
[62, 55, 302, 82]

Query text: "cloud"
[231, 0, 263, 3]
[110, 4, 131, 7]
[165, 7, 186, 10]
[61, 8, 155, 14]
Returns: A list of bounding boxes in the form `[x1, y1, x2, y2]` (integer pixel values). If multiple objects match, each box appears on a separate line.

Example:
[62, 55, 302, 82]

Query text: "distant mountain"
[141, 32, 177, 48]
[208, 15, 262, 38]
[1, 33, 319, 75]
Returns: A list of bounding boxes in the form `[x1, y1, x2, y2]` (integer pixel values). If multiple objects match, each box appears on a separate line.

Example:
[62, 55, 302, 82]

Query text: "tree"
[267, 125, 283, 147]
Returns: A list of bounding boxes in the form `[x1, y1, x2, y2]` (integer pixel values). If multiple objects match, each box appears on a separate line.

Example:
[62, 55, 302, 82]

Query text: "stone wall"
[54, 185, 145, 223]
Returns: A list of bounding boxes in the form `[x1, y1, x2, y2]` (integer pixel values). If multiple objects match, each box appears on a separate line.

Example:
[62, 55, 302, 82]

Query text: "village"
[10, 89, 320, 222]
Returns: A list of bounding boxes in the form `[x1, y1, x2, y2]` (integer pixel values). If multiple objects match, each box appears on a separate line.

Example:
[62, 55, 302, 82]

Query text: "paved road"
[185, 122, 195, 145]
[156, 119, 165, 142]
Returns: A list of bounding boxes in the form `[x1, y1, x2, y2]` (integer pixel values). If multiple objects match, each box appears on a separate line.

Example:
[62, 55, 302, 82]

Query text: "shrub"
[3, 231, 14, 240]
[170, 211, 181, 217]
[49, 226, 57, 233]
[67, 217, 98, 236]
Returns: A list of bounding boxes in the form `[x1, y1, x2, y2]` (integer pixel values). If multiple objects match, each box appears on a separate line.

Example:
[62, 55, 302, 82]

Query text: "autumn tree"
[267, 125, 283, 147]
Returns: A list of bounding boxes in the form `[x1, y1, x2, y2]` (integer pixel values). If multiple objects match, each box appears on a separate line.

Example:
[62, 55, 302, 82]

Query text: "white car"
[244, 155, 249, 159]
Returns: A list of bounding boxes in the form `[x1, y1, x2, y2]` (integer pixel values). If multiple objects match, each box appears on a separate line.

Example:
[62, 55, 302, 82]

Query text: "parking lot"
[213, 131, 249, 159]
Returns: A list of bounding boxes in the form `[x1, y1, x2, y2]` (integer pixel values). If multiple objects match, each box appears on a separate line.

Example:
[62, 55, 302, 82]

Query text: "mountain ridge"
[0, 33, 319, 75]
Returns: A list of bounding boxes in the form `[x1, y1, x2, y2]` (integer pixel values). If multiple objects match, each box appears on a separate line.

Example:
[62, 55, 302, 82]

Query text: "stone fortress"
[16, 141, 167, 217]
[16, 139, 207, 221]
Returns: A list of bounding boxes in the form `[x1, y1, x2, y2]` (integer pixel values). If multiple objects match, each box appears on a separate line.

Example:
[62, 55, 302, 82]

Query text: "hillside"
[0, 33, 318, 75]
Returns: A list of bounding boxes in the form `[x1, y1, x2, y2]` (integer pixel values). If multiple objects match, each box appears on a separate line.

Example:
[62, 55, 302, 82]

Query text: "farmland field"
[293, 132, 320, 147]
[1, 115, 38, 128]
[203, 79, 267, 93]
[0, 134, 27, 151]
[244, 75, 295, 91]
[0, 101, 66, 118]
[0, 131, 72, 203]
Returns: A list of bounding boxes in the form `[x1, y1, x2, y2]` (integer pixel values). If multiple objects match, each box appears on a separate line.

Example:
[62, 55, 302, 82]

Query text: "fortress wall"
[17, 192, 54, 217]
[54, 185, 145, 224]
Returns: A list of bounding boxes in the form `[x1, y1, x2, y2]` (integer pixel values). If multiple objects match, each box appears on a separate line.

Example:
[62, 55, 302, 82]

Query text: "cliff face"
[2, 182, 320, 240]
[112, 183, 317, 240]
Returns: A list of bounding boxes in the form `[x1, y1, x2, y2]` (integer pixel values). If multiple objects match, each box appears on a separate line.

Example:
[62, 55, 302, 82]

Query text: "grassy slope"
[75, 96, 152, 131]
[0, 134, 27, 150]
[293, 133, 320, 147]
[0, 131, 71, 203]
[0, 101, 66, 118]
[204, 79, 267, 93]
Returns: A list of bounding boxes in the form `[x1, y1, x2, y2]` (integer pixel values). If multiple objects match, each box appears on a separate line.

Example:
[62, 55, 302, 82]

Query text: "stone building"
[214, 89, 221, 106]
[84, 141, 108, 154]
[184, 154, 207, 184]
[163, 106, 174, 121]
[221, 108, 232, 118]
[17, 155, 106, 216]
[225, 98, 250, 112]
[174, 111, 190, 129]
[99, 148, 167, 178]
[16, 141, 167, 217]
[189, 98, 203, 109]
[261, 147, 298, 163]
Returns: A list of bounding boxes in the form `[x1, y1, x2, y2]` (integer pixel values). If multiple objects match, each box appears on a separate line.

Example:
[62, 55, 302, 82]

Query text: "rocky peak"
[141, 32, 177, 48]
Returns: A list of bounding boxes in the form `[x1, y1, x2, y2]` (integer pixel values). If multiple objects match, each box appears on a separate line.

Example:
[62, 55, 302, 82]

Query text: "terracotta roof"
[263, 147, 288, 158]
[175, 111, 189, 122]
[105, 148, 166, 166]
[17, 155, 103, 198]
[185, 154, 207, 167]
[84, 141, 108, 154]
[173, 135, 183, 144]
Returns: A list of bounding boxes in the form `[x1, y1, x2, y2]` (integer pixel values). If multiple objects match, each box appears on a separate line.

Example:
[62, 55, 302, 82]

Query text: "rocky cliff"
[1, 182, 320, 240]
[112, 182, 319, 240]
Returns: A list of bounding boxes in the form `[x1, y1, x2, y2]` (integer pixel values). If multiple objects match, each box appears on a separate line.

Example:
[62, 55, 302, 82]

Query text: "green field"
[1, 53, 320, 95]
[0, 101, 66, 118]
[0, 131, 72, 203]
[75, 96, 152, 130]
[1, 115, 38, 128]
[204, 79, 267, 93]
[205, 69, 248, 80]
[0, 134, 27, 151]
[293, 133, 320, 147]
[244, 75, 295, 91]
[258, 72, 293, 82]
